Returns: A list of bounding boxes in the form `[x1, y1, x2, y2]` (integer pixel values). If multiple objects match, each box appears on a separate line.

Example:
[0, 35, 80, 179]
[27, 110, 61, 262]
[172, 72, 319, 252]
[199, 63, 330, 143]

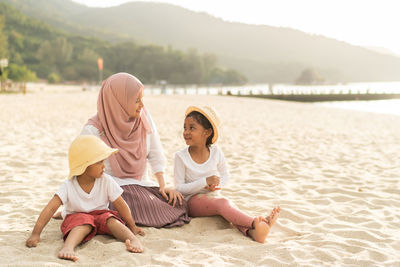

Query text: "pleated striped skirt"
[112, 185, 191, 228]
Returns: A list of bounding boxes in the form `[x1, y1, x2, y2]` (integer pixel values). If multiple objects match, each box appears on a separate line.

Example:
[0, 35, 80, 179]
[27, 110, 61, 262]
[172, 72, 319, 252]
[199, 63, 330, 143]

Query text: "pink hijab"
[87, 72, 152, 180]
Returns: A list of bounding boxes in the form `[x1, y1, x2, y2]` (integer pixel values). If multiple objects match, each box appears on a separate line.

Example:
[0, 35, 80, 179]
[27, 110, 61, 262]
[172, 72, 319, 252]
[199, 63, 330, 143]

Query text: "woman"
[80, 72, 190, 228]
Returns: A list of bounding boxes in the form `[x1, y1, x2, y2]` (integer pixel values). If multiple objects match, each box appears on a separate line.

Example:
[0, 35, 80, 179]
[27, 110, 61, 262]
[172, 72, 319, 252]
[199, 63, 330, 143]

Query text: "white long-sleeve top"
[81, 111, 166, 187]
[174, 145, 229, 200]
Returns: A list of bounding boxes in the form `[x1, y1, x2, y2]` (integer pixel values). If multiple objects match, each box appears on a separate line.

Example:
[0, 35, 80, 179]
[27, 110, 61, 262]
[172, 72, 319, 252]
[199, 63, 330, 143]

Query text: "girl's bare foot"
[264, 206, 281, 226]
[58, 247, 78, 261]
[125, 238, 143, 253]
[52, 211, 62, 220]
[248, 217, 269, 243]
[248, 206, 281, 243]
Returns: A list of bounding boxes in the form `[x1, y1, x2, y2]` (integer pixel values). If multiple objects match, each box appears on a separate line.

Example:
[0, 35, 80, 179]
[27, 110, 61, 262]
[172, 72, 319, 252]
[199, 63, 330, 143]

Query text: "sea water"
[315, 99, 400, 116]
[147, 81, 400, 116]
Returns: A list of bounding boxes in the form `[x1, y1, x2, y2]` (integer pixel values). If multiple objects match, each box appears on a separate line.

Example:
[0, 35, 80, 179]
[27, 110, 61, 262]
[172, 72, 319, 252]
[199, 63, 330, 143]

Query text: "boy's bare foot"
[52, 211, 62, 220]
[125, 238, 143, 253]
[58, 247, 78, 262]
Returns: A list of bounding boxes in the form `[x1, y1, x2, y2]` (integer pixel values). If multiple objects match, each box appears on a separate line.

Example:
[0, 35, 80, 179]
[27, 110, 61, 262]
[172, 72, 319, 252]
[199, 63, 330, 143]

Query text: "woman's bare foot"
[52, 211, 62, 220]
[58, 247, 78, 261]
[248, 206, 281, 243]
[125, 237, 143, 253]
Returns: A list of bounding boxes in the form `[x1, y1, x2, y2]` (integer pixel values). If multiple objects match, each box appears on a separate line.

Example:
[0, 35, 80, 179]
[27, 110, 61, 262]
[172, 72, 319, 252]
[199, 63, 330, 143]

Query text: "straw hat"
[185, 106, 220, 144]
[68, 135, 118, 179]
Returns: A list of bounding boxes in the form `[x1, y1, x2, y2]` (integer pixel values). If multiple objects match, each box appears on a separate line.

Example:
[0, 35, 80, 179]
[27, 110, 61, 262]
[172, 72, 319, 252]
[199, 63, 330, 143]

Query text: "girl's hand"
[204, 184, 221, 192]
[131, 226, 145, 236]
[206, 175, 220, 187]
[26, 234, 40, 247]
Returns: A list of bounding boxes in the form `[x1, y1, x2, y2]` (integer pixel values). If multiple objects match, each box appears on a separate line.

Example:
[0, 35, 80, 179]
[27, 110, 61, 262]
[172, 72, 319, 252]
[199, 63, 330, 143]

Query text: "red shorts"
[60, 210, 124, 243]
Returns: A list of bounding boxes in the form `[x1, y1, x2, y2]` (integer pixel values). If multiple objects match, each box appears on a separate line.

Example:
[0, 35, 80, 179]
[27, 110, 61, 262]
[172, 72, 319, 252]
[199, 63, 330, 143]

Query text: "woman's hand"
[158, 186, 168, 201]
[154, 172, 183, 207]
[159, 187, 183, 207]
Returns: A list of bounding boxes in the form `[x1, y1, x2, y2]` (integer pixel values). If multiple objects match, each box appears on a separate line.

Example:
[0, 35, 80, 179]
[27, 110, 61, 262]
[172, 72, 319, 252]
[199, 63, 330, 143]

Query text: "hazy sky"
[72, 0, 400, 56]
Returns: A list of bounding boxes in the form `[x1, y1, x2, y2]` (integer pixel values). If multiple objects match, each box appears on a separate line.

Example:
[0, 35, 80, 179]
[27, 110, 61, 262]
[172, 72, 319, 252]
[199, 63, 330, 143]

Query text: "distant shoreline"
[235, 92, 400, 102]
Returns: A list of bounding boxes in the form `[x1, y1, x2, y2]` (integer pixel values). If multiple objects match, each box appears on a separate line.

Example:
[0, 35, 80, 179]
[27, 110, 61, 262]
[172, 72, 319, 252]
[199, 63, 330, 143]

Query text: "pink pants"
[188, 194, 253, 235]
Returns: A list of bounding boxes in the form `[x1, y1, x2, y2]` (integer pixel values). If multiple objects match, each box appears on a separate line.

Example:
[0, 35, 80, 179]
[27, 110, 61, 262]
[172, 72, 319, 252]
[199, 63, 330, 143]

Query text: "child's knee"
[215, 198, 231, 209]
[106, 216, 119, 226]
[72, 224, 93, 234]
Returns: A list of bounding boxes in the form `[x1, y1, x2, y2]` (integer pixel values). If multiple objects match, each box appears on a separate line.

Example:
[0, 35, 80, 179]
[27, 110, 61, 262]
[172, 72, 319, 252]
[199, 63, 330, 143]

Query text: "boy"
[26, 135, 145, 261]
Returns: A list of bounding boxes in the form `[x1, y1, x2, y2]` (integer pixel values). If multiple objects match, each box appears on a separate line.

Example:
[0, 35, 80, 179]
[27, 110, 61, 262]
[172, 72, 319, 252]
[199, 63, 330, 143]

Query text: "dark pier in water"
[235, 92, 400, 102]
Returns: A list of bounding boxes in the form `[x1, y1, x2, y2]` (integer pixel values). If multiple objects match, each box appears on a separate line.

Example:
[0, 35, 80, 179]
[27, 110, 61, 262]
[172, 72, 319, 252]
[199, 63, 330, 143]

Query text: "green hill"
[0, 2, 246, 84]
[2, 0, 400, 83]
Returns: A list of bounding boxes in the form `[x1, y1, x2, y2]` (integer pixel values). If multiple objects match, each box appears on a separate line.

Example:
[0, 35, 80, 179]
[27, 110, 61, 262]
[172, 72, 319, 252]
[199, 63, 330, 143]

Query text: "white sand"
[1, 86, 400, 266]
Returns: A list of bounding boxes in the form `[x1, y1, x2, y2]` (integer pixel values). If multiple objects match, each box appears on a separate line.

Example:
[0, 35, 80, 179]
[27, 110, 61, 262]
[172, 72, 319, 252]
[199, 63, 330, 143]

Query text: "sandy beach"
[1, 85, 399, 266]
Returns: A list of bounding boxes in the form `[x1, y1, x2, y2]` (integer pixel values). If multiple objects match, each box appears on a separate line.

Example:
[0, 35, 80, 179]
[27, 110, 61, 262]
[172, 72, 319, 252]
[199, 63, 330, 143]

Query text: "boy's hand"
[131, 226, 145, 236]
[26, 234, 40, 247]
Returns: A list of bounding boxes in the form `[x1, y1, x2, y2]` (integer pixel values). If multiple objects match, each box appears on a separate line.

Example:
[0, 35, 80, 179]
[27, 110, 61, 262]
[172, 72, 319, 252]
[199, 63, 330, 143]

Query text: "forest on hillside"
[0, 3, 247, 85]
[4, 0, 399, 83]
[3, 0, 400, 85]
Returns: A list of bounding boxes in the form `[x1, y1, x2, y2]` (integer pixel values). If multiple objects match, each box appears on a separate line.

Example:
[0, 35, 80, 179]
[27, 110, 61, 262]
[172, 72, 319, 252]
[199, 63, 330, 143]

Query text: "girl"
[26, 135, 145, 261]
[174, 106, 280, 243]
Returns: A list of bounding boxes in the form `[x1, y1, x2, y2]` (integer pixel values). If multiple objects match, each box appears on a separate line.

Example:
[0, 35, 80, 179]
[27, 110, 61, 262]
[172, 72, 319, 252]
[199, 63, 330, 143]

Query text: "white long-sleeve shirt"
[81, 111, 166, 187]
[174, 145, 229, 200]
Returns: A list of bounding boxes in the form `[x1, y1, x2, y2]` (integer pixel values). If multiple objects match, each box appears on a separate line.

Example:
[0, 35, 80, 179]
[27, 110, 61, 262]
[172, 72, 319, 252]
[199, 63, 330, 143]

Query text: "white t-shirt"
[56, 173, 123, 219]
[174, 145, 229, 200]
[81, 111, 166, 187]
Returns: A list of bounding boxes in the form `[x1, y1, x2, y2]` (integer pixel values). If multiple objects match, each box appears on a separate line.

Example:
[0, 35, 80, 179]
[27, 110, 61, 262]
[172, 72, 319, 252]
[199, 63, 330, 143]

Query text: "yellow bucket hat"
[68, 135, 118, 179]
[185, 106, 220, 144]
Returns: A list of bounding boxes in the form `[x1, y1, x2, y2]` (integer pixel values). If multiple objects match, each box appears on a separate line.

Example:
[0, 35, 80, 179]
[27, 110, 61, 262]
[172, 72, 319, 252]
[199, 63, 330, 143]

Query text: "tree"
[8, 30, 23, 64]
[0, 15, 8, 82]
[7, 64, 37, 82]
[181, 48, 203, 84]
[201, 53, 218, 82]
[69, 48, 99, 81]
[0, 3, 249, 84]
[0, 15, 7, 58]
[47, 72, 60, 84]
[37, 37, 72, 76]
[295, 68, 325, 85]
